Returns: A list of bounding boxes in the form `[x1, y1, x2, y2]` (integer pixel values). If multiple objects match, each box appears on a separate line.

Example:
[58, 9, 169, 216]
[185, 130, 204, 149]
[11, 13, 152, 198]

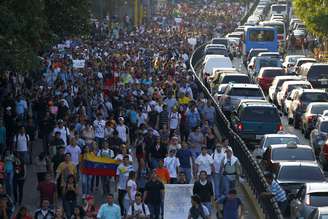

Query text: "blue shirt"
[187, 110, 200, 129]
[270, 180, 287, 202]
[176, 148, 192, 168]
[97, 203, 121, 219]
[219, 197, 242, 219]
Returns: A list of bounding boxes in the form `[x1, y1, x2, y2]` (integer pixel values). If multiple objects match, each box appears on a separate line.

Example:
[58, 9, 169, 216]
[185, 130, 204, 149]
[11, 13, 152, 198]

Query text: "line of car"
[199, 0, 328, 218]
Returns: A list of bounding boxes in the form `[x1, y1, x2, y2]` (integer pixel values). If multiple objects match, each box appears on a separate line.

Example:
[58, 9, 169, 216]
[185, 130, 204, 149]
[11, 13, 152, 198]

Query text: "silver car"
[218, 83, 265, 115]
[291, 183, 328, 219]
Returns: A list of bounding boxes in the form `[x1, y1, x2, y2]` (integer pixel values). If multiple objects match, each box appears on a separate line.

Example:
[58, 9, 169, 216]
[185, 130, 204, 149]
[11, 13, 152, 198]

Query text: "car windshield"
[250, 50, 267, 59]
[278, 166, 324, 182]
[249, 30, 275, 42]
[319, 214, 328, 219]
[271, 148, 315, 161]
[288, 57, 301, 64]
[230, 88, 263, 97]
[221, 75, 250, 84]
[311, 105, 328, 114]
[206, 48, 227, 55]
[262, 69, 284, 77]
[258, 59, 281, 68]
[272, 5, 287, 12]
[301, 93, 328, 102]
[308, 66, 328, 80]
[240, 107, 280, 122]
[320, 122, 328, 132]
[310, 193, 328, 207]
[287, 84, 311, 92]
[264, 137, 300, 148]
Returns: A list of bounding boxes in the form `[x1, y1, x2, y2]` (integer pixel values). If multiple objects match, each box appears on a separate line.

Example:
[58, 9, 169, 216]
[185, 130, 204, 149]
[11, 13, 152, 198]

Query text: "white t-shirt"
[212, 151, 225, 173]
[164, 156, 180, 178]
[125, 179, 137, 201]
[127, 203, 150, 216]
[116, 124, 128, 143]
[14, 134, 30, 152]
[64, 145, 81, 166]
[195, 154, 214, 175]
[93, 119, 106, 138]
[169, 112, 181, 129]
[53, 127, 70, 145]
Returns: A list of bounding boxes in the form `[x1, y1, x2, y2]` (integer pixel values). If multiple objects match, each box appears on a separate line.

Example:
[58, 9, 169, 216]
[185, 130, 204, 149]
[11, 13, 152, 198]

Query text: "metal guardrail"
[190, 44, 284, 219]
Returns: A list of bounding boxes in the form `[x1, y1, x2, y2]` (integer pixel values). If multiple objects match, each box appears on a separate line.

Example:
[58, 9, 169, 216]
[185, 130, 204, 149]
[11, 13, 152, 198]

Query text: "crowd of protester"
[0, 1, 246, 219]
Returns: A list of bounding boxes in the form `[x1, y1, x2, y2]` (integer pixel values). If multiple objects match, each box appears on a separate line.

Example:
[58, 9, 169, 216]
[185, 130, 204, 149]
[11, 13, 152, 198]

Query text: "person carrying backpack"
[127, 192, 150, 219]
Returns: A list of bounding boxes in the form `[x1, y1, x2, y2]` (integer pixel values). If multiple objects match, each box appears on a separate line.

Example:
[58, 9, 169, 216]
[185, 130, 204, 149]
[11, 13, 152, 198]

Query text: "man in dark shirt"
[149, 137, 167, 169]
[143, 171, 164, 219]
[49, 131, 65, 156]
[193, 171, 214, 215]
[176, 141, 194, 183]
[37, 173, 56, 206]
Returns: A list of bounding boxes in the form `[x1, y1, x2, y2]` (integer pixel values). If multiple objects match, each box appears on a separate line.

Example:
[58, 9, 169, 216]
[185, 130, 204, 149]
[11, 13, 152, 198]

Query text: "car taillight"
[304, 195, 310, 205]
[276, 124, 283, 132]
[236, 123, 243, 131]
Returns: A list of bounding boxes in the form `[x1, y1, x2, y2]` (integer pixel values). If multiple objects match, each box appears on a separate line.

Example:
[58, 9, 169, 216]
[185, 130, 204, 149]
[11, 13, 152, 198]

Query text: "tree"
[0, 0, 48, 72]
[44, 0, 91, 39]
[293, 0, 328, 38]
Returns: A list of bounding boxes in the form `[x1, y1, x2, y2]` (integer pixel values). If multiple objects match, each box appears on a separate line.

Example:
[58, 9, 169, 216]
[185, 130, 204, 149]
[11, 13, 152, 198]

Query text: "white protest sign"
[175, 17, 182, 24]
[188, 38, 197, 46]
[164, 184, 193, 219]
[72, 60, 85, 69]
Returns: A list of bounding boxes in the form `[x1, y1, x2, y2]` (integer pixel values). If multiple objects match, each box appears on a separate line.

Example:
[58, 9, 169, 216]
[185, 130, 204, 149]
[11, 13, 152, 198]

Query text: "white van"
[260, 20, 286, 48]
[270, 4, 288, 18]
[202, 55, 233, 78]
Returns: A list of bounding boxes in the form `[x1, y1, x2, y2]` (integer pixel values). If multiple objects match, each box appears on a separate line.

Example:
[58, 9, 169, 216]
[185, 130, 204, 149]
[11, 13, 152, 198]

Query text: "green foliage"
[44, 0, 91, 39]
[293, 0, 328, 38]
[0, 0, 91, 73]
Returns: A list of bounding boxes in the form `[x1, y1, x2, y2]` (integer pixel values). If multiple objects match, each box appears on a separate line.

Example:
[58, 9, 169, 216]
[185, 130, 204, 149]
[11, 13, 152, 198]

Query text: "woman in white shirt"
[124, 171, 137, 215]
[168, 107, 181, 137]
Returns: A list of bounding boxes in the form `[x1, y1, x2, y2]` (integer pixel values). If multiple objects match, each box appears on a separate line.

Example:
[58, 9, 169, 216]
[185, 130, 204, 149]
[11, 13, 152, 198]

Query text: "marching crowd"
[0, 1, 246, 219]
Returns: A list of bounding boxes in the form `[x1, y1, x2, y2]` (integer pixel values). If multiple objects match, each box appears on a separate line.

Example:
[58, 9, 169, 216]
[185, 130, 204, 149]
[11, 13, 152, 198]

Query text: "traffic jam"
[198, 0, 328, 218]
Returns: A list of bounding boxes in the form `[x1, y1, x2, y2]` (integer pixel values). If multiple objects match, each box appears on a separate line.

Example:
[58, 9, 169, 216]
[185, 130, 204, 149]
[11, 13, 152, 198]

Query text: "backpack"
[131, 203, 146, 215]
[15, 133, 29, 150]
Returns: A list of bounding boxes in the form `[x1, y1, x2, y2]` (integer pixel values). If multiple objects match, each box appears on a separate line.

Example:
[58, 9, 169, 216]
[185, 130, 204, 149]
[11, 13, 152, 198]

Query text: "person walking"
[218, 189, 244, 219]
[124, 171, 137, 215]
[97, 194, 121, 219]
[13, 152, 26, 205]
[176, 141, 193, 183]
[62, 175, 78, 219]
[222, 147, 240, 196]
[193, 171, 214, 215]
[127, 192, 150, 219]
[34, 199, 55, 219]
[37, 173, 57, 207]
[12, 126, 30, 164]
[187, 195, 210, 219]
[163, 149, 180, 184]
[195, 147, 214, 179]
[143, 172, 164, 219]
[116, 155, 134, 216]
[212, 143, 225, 200]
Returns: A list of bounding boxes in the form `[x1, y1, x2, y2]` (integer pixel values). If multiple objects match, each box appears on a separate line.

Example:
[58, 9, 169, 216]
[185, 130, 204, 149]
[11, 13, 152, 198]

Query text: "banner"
[80, 153, 119, 176]
[164, 184, 193, 219]
[73, 59, 85, 69]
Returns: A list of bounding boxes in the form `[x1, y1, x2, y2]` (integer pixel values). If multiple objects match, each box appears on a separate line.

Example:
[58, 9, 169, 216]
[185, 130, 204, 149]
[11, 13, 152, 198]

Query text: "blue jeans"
[213, 172, 223, 199]
[81, 174, 91, 195]
[151, 158, 160, 169]
[17, 151, 29, 164]
[180, 167, 192, 183]
[223, 175, 236, 196]
[203, 202, 212, 215]
[63, 199, 76, 219]
[5, 171, 13, 196]
[148, 203, 161, 219]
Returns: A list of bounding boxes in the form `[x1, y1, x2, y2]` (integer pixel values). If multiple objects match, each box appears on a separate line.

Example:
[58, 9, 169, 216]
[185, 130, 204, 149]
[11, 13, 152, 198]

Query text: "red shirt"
[37, 181, 56, 204]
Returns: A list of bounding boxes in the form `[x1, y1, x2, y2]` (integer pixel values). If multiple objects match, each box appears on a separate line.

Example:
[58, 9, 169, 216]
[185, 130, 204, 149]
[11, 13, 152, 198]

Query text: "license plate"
[256, 135, 263, 140]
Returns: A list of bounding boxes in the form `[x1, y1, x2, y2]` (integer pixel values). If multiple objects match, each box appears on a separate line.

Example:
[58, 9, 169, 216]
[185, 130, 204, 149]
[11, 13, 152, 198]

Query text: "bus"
[242, 26, 278, 65]
[270, 4, 288, 18]
[259, 21, 286, 48]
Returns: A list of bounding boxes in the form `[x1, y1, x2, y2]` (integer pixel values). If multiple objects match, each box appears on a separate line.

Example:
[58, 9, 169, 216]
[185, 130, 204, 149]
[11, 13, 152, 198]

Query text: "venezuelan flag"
[80, 153, 120, 176]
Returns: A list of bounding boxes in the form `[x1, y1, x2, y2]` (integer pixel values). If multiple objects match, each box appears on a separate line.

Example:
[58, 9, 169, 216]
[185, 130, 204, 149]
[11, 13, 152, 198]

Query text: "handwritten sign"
[72, 60, 85, 69]
[164, 184, 193, 219]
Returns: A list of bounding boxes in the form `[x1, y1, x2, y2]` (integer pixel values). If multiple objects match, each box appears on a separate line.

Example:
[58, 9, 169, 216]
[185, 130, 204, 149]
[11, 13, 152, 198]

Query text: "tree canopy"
[0, 0, 90, 73]
[293, 0, 328, 38]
